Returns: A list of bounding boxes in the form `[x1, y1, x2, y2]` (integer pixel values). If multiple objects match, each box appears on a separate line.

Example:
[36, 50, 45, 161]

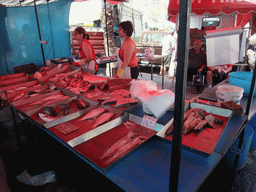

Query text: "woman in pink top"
[115, 21, 139, 79]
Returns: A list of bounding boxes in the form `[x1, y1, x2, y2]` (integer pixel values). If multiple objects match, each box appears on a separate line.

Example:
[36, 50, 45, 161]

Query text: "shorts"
[161, 55, 172, 67]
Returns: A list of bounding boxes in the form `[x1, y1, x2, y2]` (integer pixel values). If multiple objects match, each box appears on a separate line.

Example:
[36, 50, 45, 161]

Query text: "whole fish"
[183, 118, 201, 134]
[76, 98, 89, 109]
[31, 93, 64, 105]
[194, 119, 208, 131]
[184, 108, 206, 121]
[39, 107, 56, 116]
[78, 107, 105, 122]
[183, 116, 196, 133]
[38, 113, 59, 123]
[14, 86, 27, 91]
[13, 93, 25, 101]
[103, 136, 147, 167]
[42, 96, 71, 107]
[93, 112, 114, 128]
[165, 124, 174, 137]
[100, 132, 134, 159]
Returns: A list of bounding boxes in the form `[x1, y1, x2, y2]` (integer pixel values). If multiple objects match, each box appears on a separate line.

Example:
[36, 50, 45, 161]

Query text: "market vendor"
[115, 21, 140, 79]
[188, 39, 207, 94]
[72, 27, 98, 72]
[206, 64, 233, 88]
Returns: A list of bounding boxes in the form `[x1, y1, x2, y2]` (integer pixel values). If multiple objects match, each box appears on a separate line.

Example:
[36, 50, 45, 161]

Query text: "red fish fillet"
[110, 89, 130, 97]
[100, 132, 134, 159]
[115, 97, 139, 107]
[86, 89, 104, 99]
[78, 107, 105, 121]
[102, 95, 122, 105]
[93, 112, 114, 128]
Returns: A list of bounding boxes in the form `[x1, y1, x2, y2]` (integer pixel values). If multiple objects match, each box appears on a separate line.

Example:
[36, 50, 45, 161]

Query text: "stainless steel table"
[137, 55, 165, 87]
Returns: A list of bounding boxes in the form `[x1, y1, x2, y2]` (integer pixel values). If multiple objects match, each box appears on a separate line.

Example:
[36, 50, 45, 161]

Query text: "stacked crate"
[72, 31, 105, 56]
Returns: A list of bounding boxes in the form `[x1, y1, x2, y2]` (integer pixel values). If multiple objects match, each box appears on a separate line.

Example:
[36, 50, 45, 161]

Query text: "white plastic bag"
[130, 80, 157, 99]
[16, 170, 56, 186]
[137, 89, 175, 119]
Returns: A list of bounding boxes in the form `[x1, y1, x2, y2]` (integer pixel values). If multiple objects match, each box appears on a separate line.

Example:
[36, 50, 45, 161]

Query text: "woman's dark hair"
[74, 26, 90, 40]
[119, 21, 134, 37]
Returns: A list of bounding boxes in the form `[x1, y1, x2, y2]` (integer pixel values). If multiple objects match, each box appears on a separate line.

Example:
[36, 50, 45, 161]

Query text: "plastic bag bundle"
[16, 170, 56, 186]
[137, 89, 175, 119]
[129, 80, 157, 99]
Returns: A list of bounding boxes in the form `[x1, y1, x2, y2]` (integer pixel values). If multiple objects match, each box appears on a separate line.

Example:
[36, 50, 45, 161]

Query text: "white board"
[206, 27, 242, 67]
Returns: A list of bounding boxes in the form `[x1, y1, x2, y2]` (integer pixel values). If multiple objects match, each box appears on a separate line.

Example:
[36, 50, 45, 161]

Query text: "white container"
[216, 85, 244, 106]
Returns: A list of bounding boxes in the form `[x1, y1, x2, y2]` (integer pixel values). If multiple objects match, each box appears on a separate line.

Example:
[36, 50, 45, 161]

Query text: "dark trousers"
[131, 66, 140, 79]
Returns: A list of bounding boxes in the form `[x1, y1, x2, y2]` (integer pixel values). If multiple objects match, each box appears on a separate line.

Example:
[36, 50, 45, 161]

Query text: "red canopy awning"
[73, 0, 130, 4]
[168, 0, 256, 16]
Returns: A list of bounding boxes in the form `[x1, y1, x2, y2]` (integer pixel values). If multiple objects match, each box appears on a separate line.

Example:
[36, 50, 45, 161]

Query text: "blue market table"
[14, 103, 247, 192]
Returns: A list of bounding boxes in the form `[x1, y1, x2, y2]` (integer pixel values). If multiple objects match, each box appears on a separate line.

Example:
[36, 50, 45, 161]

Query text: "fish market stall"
[0, 58, 249, 191]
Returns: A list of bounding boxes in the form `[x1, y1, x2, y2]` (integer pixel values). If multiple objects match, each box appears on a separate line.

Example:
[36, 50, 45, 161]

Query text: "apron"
[81, 60, 97, 71]
[117, 47, 131, 79]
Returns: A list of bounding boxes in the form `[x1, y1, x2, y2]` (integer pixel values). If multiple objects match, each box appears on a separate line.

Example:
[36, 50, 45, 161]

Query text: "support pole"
[34, 0, 46, 65]
[46, 0, 55, 59]
[104, 0, 110, 56]
[169, 0, 191, 191]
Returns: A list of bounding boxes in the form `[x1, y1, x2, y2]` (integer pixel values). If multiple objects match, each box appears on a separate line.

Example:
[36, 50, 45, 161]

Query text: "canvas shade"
[73, 0, 130, 4]
[168, 0, 256, 16]
[0, 0, 59, 7]
[168, 0, 256, 34]
[0, 0, 130, 6]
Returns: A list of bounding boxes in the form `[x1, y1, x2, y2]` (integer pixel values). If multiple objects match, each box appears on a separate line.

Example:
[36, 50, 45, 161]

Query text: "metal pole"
[34, 0, 46, 65]
[46, 0, 55, 59]
[169, 0, 191, 191]
[104, 0, 110, 56]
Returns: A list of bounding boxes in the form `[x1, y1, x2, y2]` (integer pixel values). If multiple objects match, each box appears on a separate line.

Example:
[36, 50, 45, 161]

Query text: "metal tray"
[68, 113, 158, 172]
[157, 102, 233, 155]
[43, 104, 124, 142]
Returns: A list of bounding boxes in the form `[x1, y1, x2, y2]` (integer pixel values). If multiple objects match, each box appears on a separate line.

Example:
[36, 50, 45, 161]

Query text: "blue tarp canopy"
[0, 0, 72, 75]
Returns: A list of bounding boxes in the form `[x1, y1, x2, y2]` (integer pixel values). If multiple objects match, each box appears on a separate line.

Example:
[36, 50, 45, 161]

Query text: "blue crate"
[229, 72, 256, 97]
[224, 124, 254, 171]
[249, 113, 256, 151]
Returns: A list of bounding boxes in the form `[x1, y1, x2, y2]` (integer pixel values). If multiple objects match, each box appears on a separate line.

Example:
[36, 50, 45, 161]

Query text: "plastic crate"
[229, 72, 256, 96]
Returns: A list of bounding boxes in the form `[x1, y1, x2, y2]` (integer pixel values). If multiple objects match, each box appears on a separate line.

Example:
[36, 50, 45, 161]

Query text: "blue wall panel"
[0, 0, 71, 75]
